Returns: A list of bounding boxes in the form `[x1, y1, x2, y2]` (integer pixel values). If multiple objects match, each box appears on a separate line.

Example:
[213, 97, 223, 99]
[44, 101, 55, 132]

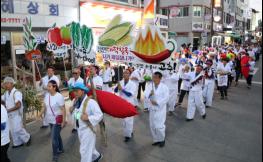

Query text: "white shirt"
[42, 75, 60, 95]
[1, 88, 23, 116]
[116, 80, 137, 105]
[73, 96, 103, 130]
[189, 72, 204, 91]
[144, 82, 169, 111]
[178, 64, 186, 77]
[101, 68, 115, 83]
[68, 77, 84, 87]
[44, 92, 65, 124]
[249, 61, 256, 75]
[1, 104, 10, 146]
[217, 62, 231, 86]
[130, 69, 141, 86]
[163, 72, 179, 91]
[87, 75, 103, 90]
[181, 72, 191, 91]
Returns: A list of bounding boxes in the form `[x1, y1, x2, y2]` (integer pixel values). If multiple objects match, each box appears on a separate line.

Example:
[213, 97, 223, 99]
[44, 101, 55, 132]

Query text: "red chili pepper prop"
[47, 27, 63, 46]
[131, 49, 171, 63]
[131, 40, 175, 63]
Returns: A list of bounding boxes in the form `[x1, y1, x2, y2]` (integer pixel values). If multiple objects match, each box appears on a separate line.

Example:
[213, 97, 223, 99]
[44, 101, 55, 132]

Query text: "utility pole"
[211, 0, 214, 44]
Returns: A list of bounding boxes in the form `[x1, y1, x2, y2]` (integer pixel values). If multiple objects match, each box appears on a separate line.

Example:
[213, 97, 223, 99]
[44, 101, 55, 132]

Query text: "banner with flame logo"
[97, 15, 178, 72]
[144, 0, 155, 19]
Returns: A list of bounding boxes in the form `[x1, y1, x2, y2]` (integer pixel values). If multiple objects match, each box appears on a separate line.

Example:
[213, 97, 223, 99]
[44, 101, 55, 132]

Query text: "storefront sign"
[155, 14, 168, 29]
[1, 0, 78, 27]
[192, 22, 203, 31]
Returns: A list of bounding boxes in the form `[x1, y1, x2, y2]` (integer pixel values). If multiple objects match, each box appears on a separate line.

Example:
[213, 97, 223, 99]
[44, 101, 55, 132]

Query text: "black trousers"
[219, 86, 227, 97]
[228, 74, 233, 88]
[137, 81, 146, 100]
[1, 143, 10, 162]
[235, 70, 241, 82]
[178, 90, 189, 104]
[178, 78, 183, 93]
[246, 75, 253, 86]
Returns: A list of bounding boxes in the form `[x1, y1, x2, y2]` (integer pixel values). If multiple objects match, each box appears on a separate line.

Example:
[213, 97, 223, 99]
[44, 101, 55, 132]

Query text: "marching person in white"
[114, 69, 137, 142]
[130, 67, 142, 107]
[67, 68, 84, 87]
[100, 61, 115, 92]
[176, 65, 191, 107]
[178, 58, 187, 94]
[67, 68, 84, 133]
[72, 83, 103, 162]
[40, 66, 60, 128]
[163, 71, 179, 115]
[186, 64, 206, 121]
[1, 104, 11, 162]
[203, 59, 216, 108]
[143, 68, 153, 112]
[87, 65, 103, 90]
[144, 72, 169, 147]
[217, 58, 231, 100]
[1, 77, 31, 148]
[38, 80, 66, 162]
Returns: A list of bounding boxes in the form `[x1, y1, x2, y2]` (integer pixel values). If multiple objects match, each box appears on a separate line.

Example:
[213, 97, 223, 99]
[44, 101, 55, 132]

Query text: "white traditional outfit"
[144, 82, 169, 143]
[73, 96, 103, 162]
[163, 72, 179, 112]
[114, 80, 137, 138]
[203, 67, 216, 107]
[101, 67, 115, 92]
[1, 88, 30, 147]
[186, 72, 206, 119]
[130, 69, 142, 107]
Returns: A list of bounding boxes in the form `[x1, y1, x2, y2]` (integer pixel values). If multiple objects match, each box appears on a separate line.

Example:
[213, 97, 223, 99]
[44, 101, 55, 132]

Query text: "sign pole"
[10, 32, 17, 80]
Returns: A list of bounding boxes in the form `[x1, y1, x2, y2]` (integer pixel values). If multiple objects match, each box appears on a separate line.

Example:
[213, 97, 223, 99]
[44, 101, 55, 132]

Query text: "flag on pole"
[144, 0, 155, 19]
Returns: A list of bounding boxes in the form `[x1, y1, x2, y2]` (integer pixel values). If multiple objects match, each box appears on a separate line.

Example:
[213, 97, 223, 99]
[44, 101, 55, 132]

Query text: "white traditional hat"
[3, 77, 16, 84]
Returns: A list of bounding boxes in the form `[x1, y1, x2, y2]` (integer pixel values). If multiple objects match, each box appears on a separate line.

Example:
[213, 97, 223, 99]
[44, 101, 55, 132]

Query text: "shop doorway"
[193, 37, 200, 51]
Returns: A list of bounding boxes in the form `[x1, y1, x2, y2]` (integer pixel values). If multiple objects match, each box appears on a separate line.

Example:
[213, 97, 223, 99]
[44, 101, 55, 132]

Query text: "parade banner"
[23, 17, 41, 61]
[97, 15, 177, 73]
[46, 22, 95, 64]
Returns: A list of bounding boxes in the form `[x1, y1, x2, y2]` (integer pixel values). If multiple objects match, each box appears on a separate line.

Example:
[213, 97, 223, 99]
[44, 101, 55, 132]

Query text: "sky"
[250, 0, 262, 19]
[249, 0, 262, 12]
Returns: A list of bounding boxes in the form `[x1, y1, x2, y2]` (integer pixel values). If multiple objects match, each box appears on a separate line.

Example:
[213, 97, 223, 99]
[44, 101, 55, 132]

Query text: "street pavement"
[8, 59, 262, 162]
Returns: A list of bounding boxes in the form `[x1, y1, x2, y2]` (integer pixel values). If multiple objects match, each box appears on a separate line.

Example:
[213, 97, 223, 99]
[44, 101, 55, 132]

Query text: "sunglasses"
[72, 72, 78, 75]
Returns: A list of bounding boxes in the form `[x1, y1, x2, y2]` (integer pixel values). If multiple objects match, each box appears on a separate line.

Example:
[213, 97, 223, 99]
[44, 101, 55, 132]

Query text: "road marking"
[239, 80, 262, 85]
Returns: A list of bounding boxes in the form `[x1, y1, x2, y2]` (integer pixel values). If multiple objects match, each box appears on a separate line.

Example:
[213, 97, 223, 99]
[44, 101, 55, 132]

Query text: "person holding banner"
[40, 66, 60, 129]
[101, 61, 115, 93]
[144, 72, 169, 147]
[71, 83, 103, 162]
[217, 58, 231, 100]
[186, 64, 206, 121]
[114, 69, 137, 142]
[87, 65, 103, 90]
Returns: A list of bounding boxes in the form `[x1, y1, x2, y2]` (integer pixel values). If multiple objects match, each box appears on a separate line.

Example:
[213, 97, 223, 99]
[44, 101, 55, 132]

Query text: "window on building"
[193, 6, 202, 17]
[161, 8, 169, 16]
[204, 7, 211, 15]
[178, 7, 189, 17]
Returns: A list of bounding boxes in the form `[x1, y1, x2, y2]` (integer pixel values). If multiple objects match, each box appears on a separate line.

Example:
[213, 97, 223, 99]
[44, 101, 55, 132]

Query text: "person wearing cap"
[216, 58, 231, 100]
[39, 66, 60, 129]
[144, 72, 169, 147]
[203, 60, 216, 108]
[186, 64, 206, 121]
[114, 69, 137, 142]
[1, 77, 31, 148]
[100, 61, 115, 92]
[38, 80, 66, 162]
[71, 82, 103, 162]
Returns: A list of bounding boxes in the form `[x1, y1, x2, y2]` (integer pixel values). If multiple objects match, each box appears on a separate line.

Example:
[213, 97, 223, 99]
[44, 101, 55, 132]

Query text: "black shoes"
[124, 133, 133, 143]
[202, 114, 206, 119]
[72, 129, 77, 133]
[26, 136, 31, 146]
[143, 108, 149, 112]
[152, 141, 165, 147]
[186, 118, 193, 122]
[40, 125, 49, 129]
[12, 144, 24, 148]
[93, 153, 103, 162]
